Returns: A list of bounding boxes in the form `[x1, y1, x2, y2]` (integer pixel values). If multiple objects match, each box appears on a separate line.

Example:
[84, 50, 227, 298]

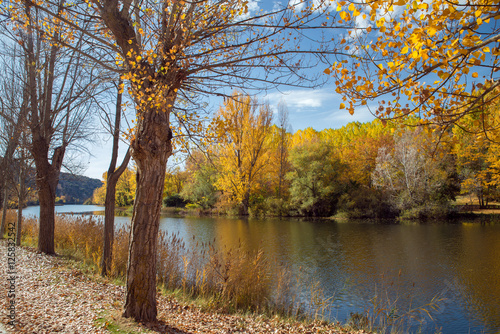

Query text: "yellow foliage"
[211, 92, 273, 212]
[333, 0, 500, 130]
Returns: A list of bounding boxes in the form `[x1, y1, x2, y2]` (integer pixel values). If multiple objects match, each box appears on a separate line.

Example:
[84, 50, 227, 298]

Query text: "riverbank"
[0, 240, 364, 334]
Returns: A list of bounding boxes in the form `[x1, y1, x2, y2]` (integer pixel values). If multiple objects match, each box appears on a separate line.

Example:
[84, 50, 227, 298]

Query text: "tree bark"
[16, 164, 25, 246]
[122, 106, 173, 323]
[0, 187, 8, 238]
[34, 144, 64, 255]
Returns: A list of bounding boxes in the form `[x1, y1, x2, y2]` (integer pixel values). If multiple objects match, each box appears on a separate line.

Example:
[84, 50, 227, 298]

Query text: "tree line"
[91, 89, 500, 220]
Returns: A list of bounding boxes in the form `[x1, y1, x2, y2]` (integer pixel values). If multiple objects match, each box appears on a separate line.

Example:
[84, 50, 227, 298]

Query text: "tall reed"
[20, 214, 321, 318]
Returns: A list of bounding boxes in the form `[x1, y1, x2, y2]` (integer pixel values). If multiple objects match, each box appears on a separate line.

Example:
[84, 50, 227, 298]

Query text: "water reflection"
[160, 216, 500, 333]
[22, 206, 500, 333]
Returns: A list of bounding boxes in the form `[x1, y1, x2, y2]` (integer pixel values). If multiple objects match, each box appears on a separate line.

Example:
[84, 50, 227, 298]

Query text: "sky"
[81, 0, 376, 180]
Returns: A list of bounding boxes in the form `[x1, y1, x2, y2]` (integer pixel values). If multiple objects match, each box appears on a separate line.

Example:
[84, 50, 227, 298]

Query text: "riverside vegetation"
[91, 102, 500, 221]
[3, 210, 444, 333]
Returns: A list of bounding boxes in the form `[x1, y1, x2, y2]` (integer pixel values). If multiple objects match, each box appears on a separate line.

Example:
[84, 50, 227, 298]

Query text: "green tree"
[181, 164, 218, 209]
[287, 139, 345, 217]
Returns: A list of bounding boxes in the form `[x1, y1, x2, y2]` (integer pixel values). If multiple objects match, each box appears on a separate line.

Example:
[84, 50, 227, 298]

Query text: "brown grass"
[0, 209, 17, 235]
[20, 214, 312, 318]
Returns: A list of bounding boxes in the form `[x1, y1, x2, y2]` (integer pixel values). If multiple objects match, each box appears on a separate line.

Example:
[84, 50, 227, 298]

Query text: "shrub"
[163, 194, 188, 208]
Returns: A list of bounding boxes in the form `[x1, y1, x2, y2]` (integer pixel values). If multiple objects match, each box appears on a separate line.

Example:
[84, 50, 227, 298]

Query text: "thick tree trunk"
[123, 107, 172, 323]
[37, 174, 58, 254]
[34, 144, 64, 255]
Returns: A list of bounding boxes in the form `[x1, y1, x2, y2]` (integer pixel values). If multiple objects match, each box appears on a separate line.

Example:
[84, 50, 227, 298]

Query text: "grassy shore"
[1, 209, 450, 333]
[1, 212, 363, 333]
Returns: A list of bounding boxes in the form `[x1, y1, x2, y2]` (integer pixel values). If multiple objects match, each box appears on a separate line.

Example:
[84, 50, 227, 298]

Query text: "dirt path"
[0, 241, 359, 333]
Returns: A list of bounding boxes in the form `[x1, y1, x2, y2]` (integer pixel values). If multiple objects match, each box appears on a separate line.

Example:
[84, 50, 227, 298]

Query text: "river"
[22, 205, 500, 333]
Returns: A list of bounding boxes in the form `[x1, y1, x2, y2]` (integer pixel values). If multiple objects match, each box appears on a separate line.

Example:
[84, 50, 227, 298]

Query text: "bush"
[399, 202, 452, 220]
[263, 197, 290, 217]
[337, 187, 396, 219]
[163, 194, 188, 208]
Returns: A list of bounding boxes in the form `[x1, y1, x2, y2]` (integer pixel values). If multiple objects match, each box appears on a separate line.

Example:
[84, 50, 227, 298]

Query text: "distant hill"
[55, 173, 102, 204]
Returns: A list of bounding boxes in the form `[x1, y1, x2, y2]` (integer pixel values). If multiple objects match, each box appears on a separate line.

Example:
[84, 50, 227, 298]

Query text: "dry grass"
[20, 214, 315, 319]
[0, 209, 17, 235]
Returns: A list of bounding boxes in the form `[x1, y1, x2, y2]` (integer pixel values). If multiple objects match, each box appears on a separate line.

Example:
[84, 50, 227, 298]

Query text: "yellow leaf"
[340, 103, 346, 109]
[472, 72, 478, 78]
[401, 46, 409, 54]
[324, 67, 331, 75]
[336, 4, 341, 11]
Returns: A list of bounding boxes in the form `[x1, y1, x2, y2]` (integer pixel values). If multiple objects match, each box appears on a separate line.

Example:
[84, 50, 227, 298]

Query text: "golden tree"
[212, 93, 273, 215]
[329, 0, 500, 130]
[2, 0, 345, 322]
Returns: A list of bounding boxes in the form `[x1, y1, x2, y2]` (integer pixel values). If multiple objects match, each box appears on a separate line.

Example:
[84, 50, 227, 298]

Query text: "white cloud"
[288, 0, 306, 11]
[237, 0, 261, 20]
[265, 88, 333, 111]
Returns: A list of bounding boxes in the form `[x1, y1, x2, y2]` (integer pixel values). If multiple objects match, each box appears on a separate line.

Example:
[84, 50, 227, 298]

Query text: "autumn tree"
[452, 86, 500, 205]
[212, 93, 273, 215]
[329, 0, 500, 133]
[372, 128, 458, 218]
[3, 0, 347, 322]
[93, 167, 136, 206]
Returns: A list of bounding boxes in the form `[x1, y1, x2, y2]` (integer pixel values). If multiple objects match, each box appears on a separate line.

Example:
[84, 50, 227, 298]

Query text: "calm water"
[23, 206, 500, 333]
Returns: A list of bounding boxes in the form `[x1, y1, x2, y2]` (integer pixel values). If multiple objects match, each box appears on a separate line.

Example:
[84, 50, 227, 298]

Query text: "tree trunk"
[36, 174, 58, 254]
[16, 164, 25, 246]
[102, 181, 117, 276]
[34, 144, 64, 255]
[101, 151, 131, 276]
[122, 106, 172, 323]
[0, 187, 8, 238]
[101, 80, 130, 277]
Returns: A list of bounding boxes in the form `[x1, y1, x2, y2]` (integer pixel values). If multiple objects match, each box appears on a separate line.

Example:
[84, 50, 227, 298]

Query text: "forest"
[91, 91, 500, 220]
[1, 0, 499, 329]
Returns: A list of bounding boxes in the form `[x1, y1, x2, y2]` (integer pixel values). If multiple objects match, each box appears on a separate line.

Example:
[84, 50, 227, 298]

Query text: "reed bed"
[19, 214, 317, 319]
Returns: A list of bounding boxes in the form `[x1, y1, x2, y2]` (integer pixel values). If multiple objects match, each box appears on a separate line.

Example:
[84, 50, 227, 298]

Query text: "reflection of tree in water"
[450, 224, 500, 332]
